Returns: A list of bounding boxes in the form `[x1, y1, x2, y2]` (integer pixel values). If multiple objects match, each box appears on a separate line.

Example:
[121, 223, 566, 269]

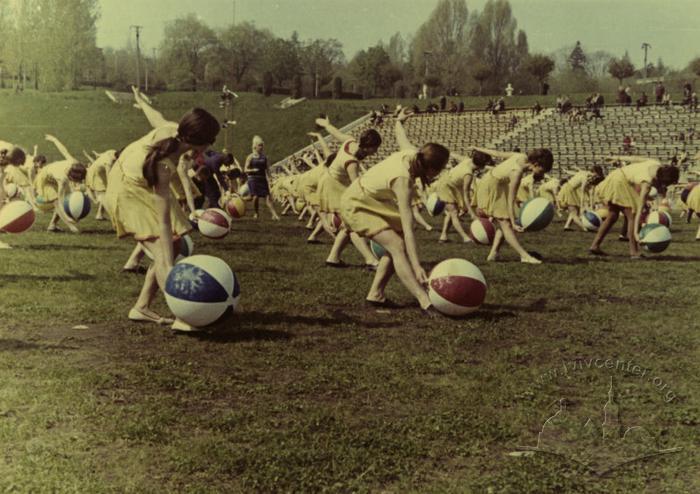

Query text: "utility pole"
[130, 25, 143, 89]
[232, 0, 236, 25]
[641, 42, 651, 79]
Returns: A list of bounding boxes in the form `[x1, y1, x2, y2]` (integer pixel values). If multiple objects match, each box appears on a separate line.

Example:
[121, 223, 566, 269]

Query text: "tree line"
[1, 0, 698, 96]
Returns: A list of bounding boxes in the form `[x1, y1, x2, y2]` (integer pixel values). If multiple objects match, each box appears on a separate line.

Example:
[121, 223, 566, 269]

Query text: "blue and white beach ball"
[164, 255, 240, 327]
[63, 191, 91, 221]
[425, 192, 446, 217]
[519, 197, 554, 231]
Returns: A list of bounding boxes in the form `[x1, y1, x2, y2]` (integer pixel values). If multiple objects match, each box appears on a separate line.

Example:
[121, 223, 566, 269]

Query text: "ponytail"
[144, 137, 180, 187]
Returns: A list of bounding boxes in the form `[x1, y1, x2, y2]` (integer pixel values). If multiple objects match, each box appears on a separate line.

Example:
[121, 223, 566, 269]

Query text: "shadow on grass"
[0, 271, 95, 282]
[0, 338, 78, 352]
[651, 255, 700, 262]
[23, 243, 119, 251]
[480, 298, 551, 315]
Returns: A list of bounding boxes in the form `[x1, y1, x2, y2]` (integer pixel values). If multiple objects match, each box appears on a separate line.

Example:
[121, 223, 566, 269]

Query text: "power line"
[130, 25, 144, 89]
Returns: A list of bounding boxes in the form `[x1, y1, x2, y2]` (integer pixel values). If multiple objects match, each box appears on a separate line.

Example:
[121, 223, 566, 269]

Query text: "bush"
[262, 72, 274, 97]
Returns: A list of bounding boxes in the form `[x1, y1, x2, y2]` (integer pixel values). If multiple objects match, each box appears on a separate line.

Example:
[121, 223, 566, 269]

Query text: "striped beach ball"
[225, 196, 246, 219]
[428, 259, 487, 316]
[581, 210, 602, 231]
[164, 255, 240, 327]
[35, 195, 54, 212]
[681, 183, 698, 204]
[645, 211, 671, 228]
[0, 200, 35, 233]
[63, 191, 91, 221]
[198, 208, 230, 239]
[370, 239, 386, 259]
[469, 217, 496, 245]
[639, 224, 671, 253]
[519, 197, 555, 232]
[425, 193, 445, 217]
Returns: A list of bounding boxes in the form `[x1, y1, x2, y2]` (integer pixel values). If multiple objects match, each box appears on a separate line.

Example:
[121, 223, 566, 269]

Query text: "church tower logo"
[513, 377, 682, 475]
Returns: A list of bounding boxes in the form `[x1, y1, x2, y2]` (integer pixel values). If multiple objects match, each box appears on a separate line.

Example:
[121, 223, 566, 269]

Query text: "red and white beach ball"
[198, 208, 231, 239]
[645, 210, 671, 228]
[428, 259, 487, 316]
[225, 196, 246, 219]
[469, 217, 496, 245]
[0, 200, 35, 233]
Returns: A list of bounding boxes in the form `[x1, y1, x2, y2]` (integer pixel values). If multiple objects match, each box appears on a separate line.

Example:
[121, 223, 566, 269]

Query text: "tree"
[384, 32, 407, 67]
[261, 35, 301, 87]
[513, 29, 528, 71]
[471, 62, 491, 95]
[300, 38, 344, 97]
[608, 52, 635, 85]
[689, 57, 700, 78]
[587, 50, 614, 79]
[159, 14, 218, 91]
[568, 41, 587, 71]
[410, 0, 470, 91]
[473, 0, 519, 90]
[524, 54, 554, 93]
[350, 45, 395, 97]
[217, 22, 272, 86]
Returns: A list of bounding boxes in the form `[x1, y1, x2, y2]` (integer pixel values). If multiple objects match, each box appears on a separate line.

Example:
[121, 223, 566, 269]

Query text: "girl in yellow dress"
[590, 156, 679, 258]
[2, 144, 43, 206]
[682, 184, 700, 239]
[437, 151, 494, 243]
[0, 144, 26, 249]
[35, 135, 87, 233]
[315, 116, 382, 267]
[85, 149, 119, 220]
[474, 147, 554, 264]
[105, 107, 219, 331]
[516, 173, 535, 206]
[340, 109, 449, 313]
[558, 166, 604, 231]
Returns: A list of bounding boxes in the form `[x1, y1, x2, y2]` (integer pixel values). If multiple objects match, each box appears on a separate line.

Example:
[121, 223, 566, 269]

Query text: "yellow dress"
[557, 171, 590, 208]
[595, 161, 660, 212]
[538, 178, 559, 203]
[685, 184, 700, 211]
[340, 150, 413, 237]
[318, 139, 357, 213]
[436, 158, 474, 210]
[476, 155, 524, 219]
[297, 165, 327, 208]
[34, 160, 73, 202]
[516, 174, 535, 203]
[85, 151, 116, 193]
[104, 125, 191, 241]
[470, 176, 480, 208]
[3, 164, 31, 187]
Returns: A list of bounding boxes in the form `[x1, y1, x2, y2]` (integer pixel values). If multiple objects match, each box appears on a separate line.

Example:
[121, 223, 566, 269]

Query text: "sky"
[96, 0, 700, 69]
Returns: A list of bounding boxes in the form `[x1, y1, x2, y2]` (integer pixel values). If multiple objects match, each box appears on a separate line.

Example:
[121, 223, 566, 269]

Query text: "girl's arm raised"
[45, 135, 76, 162]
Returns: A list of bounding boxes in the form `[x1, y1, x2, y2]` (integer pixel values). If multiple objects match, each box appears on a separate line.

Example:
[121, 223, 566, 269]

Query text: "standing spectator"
[624, 86, 632, 106]
[661, 92, 672, 107]
[532, 101, 542, 115]
[655, 82, 665, 103]
[617, 86, 626, 104]
[508, 114, 519, 131]
[690, 92, 698, 112]
[458, 101, 465, 112]
[439, 95, 447, 111]
[682, 82, 692, 105]
[622, 136, 634, 154]
[542, 81, 550, 96]
[636, 92, 648, 110]
[449, 101, 458, 113]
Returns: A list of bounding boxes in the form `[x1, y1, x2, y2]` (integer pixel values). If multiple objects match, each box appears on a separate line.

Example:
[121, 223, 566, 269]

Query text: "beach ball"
[519, 197, 555, 231]
[648, 186, 658, 199]
[428, 258, 487, 316]
[0, 200, 35, 233]
[681, 183, 698, 204]
[225, 196, 246, 219]
[3, 183, 19, 200]
[595, 207, 609, 221]
[645, 211, 671, 228]
[63, 191, 91, 221]
[639, 224, 671, 253]
[35, 195, 54, 212]
[295, 198, 306, 211]
[189, 209, 205, 231]
[581, 210, 602, 231]
[370, 239, 386, 259]
[425, 193, 445, 217]
[469, 217, 496, 245]
[164, 255, 240, 327]
[198, 208, 230, 239]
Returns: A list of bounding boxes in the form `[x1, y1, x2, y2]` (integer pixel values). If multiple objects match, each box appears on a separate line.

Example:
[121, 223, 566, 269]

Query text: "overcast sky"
[97, 0, 700, 69]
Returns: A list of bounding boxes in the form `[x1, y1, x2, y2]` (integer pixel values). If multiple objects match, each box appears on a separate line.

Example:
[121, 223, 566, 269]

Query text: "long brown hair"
[411, 143, 449, 184]
[144, 108, 220, 187]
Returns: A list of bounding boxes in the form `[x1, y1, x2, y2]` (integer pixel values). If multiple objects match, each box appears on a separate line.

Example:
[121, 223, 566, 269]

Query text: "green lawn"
[0, 91, 698, 492]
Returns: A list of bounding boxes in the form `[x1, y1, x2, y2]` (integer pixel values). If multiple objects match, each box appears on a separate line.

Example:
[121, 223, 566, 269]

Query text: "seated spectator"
[508, 114, 518, 130]
[494, 97, 506, 114]
[485, 99, 494, 112]
[690, 92, 698, 112]
[622, 136, 634, 154]
[560, 96, 573, 114]
[661, 92, 672, 107]
[532, 101, 542, 115]
[411, 104, 421, 114]
[636, 92, 648, 110]
[617, 86, 626, 104]
[682, 82, 692, 105]
[449, 101, 458, 113]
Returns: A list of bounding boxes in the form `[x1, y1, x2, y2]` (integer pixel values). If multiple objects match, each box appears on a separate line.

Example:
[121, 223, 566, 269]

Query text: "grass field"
[0, 91, 698, 492]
